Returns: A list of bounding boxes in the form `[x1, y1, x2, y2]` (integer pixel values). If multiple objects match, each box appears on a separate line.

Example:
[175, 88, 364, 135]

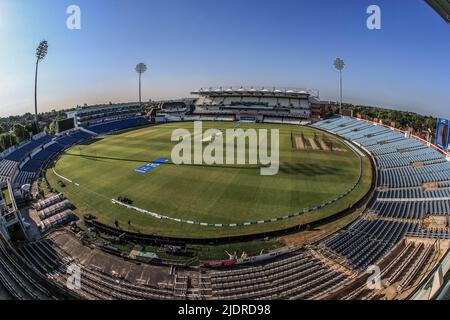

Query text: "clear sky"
[0, 0, 449, 118]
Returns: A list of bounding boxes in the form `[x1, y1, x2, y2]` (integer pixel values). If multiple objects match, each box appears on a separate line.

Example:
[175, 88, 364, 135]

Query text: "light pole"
[35, 40, 48, 132]
[333, 58, 345, 114]
[135, 63, 147, 107]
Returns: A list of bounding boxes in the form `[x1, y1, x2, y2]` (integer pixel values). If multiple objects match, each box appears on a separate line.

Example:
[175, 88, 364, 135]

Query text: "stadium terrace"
[191, 86, 316, 120]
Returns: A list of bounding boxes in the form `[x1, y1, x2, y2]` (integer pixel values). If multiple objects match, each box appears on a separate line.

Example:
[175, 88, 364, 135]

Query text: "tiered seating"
[313, 117, 450, 274]
[166, 115, 182, 122]
[0, 159, 18, 178]
[17, 143, 62, 174]
[21, 159, 45, 172]
[70, 130, 93, 142]
[384, 242, 436, 290]
[207, 252, 347, 300]
[33, 148, 58, 162]
[6, 135, 51, 162]
[314, 118, 450, 201]
[263, 117, 283, 124]
[212, 97, 225, 105]
[87, 117, 148, 134]
[21, 144, 61, 173]
[260, 97, 277, 107]
[183, 115, 201, 121]
[55, 135, 79, 148]
[2, 131, 92, 186]
[53, 130, 94, 149]
[324, 219, 420, 270]
[407, 229, 450, 239]
[4, 116, 446, 301]
[379, 162, 450, 188]
[376, 187, 450, 200]
[369, 200, 450, 219]
[41, 143, 65, 154]
[0, 236, 53, 300]
[283, 118, 301, 125]
[13, 132, 87, 180]
[375, 148, 444, 169]
[18, 239, 176, 300]
[199, 116, 215, 121]
[343, 240, 438, 299]
[14, 171, 36, 186]
[215, 116, 235, 122]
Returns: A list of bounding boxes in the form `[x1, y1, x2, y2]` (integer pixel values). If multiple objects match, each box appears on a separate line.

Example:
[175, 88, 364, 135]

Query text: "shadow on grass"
[65, 153, 149, 164]
[63, 153, 347, 176]
[63, 153, 274, 172]
[278, 162, 346, 176]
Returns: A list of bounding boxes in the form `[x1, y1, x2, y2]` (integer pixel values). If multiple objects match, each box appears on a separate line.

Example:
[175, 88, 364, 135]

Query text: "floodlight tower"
[333, 58, 345, 114]
[135, 63, 147, 107]
[34, 40, 48, 131]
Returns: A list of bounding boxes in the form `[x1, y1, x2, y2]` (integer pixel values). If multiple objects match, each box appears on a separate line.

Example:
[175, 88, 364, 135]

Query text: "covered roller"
[38, 199, 72, 220]
[39, 209, 75, 232]
[34, 193, 65, 211]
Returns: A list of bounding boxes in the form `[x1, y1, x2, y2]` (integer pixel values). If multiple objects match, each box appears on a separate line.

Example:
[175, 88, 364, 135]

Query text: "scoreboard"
[56, 118, 75, 133]
[435, 118, 450, 150]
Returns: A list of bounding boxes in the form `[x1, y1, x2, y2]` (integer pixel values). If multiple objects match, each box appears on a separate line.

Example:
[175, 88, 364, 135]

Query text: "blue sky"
[0, 0, 449, 118]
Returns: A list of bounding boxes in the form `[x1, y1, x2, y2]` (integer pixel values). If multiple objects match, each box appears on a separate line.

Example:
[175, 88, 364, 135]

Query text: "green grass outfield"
[45, 122, 372, 238]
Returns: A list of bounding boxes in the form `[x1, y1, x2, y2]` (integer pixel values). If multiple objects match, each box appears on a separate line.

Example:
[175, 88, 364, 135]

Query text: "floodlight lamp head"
[36, 40, 48, 61]
[333, 58, 345, 71]
[135, 63, 147, 74]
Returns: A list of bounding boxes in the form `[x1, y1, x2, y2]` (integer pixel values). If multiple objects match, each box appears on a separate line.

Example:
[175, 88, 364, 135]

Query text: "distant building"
[66, 103, 142, 128]
[309, 97, 332, 119]
[191, 87, 317, 120]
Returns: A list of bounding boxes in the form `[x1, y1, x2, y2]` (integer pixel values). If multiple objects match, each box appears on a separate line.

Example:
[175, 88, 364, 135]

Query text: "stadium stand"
[340, 238, 440, 300]
[2, 130, 95, 188]
[68, 130, 93, 142]
[313, 117, 450, 253]
[0, 160, 18, 179]
[323, 219, 421, 270]
[21, 159, 46, 173]
[86, 116, 149, 134]
[0, 235, 57, 300]
[204, 250, 349, 300]
[68, 103, 142, 128]
[5, 135, 52, 162]
[17, 237, 177, 300]
[191, 87, 314, 119]
[14, 171, 36, 187]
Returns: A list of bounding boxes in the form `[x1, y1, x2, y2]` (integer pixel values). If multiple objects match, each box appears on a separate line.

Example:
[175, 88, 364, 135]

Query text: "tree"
[12, 123, 28, 143]
[25, 123, 38, 136]
[46, 115, 62, 135]
[0, 133, 16, 151]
